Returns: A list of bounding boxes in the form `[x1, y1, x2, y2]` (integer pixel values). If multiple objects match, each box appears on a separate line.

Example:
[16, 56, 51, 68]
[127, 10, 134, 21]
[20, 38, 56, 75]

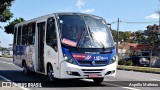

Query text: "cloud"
[76, 0, 86, 9]
[145, 14, 159, 19]
[81, 9, 95, 13]
[75, 0, 95, 13]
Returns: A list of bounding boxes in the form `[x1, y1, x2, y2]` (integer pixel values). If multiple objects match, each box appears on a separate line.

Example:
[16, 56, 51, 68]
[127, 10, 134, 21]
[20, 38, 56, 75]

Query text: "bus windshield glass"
[58, 15, 114, 48]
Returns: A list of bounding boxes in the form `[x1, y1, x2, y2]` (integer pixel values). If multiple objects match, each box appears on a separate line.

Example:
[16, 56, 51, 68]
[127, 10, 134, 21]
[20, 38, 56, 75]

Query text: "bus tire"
[93, 78, 104, 84]
[23, 61, 30, 75]
[47, 64, 55, 82]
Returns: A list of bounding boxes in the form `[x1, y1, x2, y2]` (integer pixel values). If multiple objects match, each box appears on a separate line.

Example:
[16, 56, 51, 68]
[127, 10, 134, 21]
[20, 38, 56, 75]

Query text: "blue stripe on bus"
[62, 47, 116, 66]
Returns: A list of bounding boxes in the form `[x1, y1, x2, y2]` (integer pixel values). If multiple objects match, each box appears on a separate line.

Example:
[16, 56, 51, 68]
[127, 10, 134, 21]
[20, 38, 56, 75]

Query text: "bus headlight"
[64, 54, 75, 64]
[109, 56, 116, 64]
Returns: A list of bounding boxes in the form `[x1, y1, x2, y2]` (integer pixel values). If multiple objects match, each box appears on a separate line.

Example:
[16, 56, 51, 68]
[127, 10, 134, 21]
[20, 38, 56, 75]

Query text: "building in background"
[145, 24, 160, 34]
[8, 44, 13, 56]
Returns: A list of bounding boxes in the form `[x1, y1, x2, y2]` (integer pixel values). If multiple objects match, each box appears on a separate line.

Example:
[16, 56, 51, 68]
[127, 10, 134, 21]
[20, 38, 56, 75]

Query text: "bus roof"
[15, 12, 104, 26]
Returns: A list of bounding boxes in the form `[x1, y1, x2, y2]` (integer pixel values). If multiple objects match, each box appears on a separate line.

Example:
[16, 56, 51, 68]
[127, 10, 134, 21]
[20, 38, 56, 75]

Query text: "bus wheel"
[47, 65, 54, 82]
[93, 78, 104, 84]
[23, 62, 30, 75]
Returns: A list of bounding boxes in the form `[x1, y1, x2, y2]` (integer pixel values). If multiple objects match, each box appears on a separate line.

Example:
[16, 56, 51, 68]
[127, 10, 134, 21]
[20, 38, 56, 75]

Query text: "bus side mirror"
[107, 24, 111, 30]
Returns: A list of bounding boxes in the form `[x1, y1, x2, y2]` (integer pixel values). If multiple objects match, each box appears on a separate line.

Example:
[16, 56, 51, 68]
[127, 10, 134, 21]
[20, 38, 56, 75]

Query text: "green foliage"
[2, 54, 13, 58]
[0, 46, 7, 51]
[111, 30, 132, 42]
[0, 46, 2, 51]
[111, 30, 117, 41]
[0, 0, 25, 34]
[0, 0, 14, 22]
[118, 59, 132, 66]
[111, 30, 159, 48]
[118, 65, 160, 73]
[4, 18, 25, 34]
[125, 60, 132, 66]
[118, 59, 126, 65]
[132, 31, 145, 44]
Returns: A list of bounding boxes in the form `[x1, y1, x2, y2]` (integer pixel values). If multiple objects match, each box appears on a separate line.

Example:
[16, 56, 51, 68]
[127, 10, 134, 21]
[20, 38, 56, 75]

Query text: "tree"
[123, 31, 132, 42]
[111, 30, 117, 41]
[0, 0, 14, 23]
[131, 31, 146, 44]
[4, 18, 25, 34]
[111, 30, 133, 42]
[146, 32, 159, 44]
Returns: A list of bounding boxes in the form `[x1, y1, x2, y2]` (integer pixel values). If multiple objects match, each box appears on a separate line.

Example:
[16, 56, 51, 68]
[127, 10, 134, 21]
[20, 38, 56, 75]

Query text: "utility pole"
[158, 10, 160, 27]
[158, 11, 160, 27]
[156, 10, 160, 30]
[156, 10, 160, 67]
[117, 18, 120, 56]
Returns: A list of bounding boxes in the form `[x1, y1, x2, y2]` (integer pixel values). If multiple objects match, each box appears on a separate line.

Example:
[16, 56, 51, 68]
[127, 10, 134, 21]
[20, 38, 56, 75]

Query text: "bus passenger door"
[45, 17, 59, 78]
[37, 22, 45, 73]
[26, 23, 36, 71]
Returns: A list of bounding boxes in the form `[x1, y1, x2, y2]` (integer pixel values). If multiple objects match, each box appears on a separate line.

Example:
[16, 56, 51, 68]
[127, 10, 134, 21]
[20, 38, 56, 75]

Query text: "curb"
[117, 68, 160, 74]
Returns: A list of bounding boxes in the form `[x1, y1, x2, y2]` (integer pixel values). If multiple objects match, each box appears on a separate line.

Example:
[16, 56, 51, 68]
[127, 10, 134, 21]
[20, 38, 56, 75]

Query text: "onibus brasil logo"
[1, 82, 42, 88]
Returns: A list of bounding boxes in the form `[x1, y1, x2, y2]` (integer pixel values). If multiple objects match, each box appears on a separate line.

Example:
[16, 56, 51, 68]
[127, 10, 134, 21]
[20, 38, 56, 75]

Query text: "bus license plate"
[88, 74, 99, 78]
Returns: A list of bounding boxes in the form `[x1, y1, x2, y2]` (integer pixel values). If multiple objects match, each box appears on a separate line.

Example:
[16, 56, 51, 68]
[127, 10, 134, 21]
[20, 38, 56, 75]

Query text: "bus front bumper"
[60, 61, 117, 79]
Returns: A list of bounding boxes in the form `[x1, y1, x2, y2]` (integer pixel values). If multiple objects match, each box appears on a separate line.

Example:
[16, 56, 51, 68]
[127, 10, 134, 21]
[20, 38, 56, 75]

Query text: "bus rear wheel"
[93, 78, 104, 84]
[23, 62, 30, 75]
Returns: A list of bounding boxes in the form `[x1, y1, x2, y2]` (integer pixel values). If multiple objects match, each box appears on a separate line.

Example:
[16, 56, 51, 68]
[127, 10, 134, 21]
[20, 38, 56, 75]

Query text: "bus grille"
[77, 61, 107, 66]
[81, 69, 104, 74]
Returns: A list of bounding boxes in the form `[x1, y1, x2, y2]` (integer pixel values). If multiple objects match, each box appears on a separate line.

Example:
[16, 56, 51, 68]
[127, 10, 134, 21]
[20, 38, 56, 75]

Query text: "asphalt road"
[0, 57, 160, 90]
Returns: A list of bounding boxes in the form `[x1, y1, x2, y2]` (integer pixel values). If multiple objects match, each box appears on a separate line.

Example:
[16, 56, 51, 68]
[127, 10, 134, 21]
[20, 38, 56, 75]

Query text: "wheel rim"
[23, 63, 27, 74]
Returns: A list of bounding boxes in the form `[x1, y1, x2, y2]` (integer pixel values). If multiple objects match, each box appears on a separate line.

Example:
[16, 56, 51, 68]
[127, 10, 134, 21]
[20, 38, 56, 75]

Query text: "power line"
[110, 21, 159, 24]
[123, 21, 159, 24]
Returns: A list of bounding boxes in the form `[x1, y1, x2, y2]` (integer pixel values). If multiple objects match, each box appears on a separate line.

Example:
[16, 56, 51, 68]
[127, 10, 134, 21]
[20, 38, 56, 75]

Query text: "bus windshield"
[58, 15, 114, 48]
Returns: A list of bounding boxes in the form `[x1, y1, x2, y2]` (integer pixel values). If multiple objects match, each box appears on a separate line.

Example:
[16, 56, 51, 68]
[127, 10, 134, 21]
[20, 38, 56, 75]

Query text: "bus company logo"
[85, 55, 92, 60]
[92, 61, 96, 66]
[94, 56, 108, 60]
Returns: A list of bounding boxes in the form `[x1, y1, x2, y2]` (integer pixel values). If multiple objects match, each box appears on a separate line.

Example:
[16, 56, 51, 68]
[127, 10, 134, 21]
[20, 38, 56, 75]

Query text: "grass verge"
[117, 65, 160, 74]
[1, 54, 13, 58]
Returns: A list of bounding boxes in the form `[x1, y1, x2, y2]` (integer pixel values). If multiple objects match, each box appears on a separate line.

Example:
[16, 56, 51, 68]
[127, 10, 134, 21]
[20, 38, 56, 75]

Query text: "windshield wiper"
[87, 26, 106, 49]
[76, 28, 86, 48]
[87, 26, 95, 47]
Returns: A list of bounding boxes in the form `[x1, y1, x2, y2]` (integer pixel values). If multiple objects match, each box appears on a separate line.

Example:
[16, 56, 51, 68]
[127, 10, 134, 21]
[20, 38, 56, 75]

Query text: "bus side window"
[17, 26, 22, 45]
[14, 27, 17, 45]
[31, 23, 35, 45]
[22, 25, 28, 45]
[27, 22, 36, 45]
[46, 17, 57, 51]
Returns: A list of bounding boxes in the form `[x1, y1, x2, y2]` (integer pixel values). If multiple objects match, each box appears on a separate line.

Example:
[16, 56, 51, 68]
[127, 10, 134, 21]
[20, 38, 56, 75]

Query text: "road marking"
[0, 61, 14, 65]
[0, 75, 11, 81]
[150, 79, 160, 81]
[103, 82, 141, 90]
[0, 75, 31, 90]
